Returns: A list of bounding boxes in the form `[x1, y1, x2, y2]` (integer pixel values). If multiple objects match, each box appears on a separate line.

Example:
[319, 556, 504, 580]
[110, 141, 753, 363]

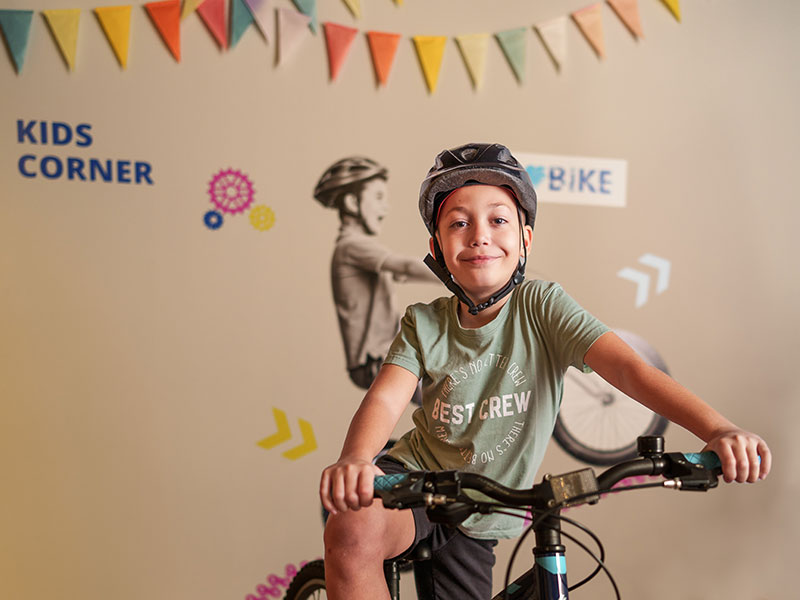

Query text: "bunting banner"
[94, 5, 132, 68]
[413, 35, 447, 93]
[535, 16, 568, 72]
[323, 22, 357, 81]
[291, 0, 317, 34]
[277, 7, 310, 65]
[196, 0, 227, 49]
[366, 30, 401, 86]
[245, 0, 273, 44]
[0, 9, 34, 73]
[572, 4, 605, 59]
[42, 9, 81, 70]
[2, 1, 687, 89]
[661, 0, 681, 22]
[608, 0, 644, 39]
[144, 0, 180, 61]
[495, 26, 526, 83]
[230, 0, 255, 49]
[455, 33, 488, 90]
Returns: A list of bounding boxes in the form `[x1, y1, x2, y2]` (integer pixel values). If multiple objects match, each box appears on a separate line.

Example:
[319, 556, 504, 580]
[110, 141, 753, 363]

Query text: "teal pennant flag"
[291, 0, 317, 33]
[495, 27, 527, 83]
[0, 9, 34, 73]
[230, 0, 255, 48]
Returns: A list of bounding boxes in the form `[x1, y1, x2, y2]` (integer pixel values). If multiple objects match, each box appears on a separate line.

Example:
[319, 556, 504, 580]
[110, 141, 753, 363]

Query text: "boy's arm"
[583, 331, 771, 483]
[320, 363, 419, 515]
[381, 254, 439, 283]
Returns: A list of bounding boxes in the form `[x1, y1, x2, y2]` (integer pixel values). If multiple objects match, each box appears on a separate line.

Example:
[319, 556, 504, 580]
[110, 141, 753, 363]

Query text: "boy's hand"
[320, 458, 384, 516]
[702, 429, 772, 483]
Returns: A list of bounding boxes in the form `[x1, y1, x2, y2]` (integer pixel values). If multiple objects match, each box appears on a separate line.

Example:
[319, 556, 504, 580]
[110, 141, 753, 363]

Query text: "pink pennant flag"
[572, 4, 605, 59]
[607, 0, 644, 39]
[245, 0, 274, 44]
[197, 0, 227, 49]
[277, 7, 311, 65]
[323, 22, 357, 81]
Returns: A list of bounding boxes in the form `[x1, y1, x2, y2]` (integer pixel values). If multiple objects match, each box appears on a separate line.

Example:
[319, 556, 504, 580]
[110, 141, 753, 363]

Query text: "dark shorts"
[376, 456, 498, 600]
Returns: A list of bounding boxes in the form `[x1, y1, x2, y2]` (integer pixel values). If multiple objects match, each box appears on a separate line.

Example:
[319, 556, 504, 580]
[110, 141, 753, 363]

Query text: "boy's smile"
[433, 185, 532, 308]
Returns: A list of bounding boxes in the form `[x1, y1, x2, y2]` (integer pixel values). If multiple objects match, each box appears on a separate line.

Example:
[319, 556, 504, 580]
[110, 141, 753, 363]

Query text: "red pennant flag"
[144, 0, 181, 62]
[197, 0, 228, 49]
[366, 31, 401, 86]
[323, 22, 357, 81]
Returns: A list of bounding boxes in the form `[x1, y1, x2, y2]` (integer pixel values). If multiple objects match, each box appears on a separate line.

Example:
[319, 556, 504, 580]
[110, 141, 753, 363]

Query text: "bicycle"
[284, 435, 722, 600]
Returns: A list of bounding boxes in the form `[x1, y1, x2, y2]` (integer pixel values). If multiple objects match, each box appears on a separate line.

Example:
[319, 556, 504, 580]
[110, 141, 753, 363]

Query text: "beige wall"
[1, 1, 797, 598]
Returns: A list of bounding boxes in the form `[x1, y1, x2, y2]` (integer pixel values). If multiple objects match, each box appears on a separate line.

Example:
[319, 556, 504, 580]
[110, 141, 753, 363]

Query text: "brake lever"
[662, 452, 719, 491]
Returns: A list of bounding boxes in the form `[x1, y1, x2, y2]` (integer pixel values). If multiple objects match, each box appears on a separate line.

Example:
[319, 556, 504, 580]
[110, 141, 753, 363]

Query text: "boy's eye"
[493, 217, 508, 225]
[450, 220, 468, 229]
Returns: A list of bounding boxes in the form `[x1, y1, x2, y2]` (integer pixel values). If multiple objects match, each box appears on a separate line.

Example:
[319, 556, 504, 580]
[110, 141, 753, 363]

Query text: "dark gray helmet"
[314, 156, 387, 208]
[419, 143, 537, 234]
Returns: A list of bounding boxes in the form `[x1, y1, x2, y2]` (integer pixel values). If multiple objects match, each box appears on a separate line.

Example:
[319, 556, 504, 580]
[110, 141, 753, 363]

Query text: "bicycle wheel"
[553, 330, 669, 466]
[283, 560, 326, 600]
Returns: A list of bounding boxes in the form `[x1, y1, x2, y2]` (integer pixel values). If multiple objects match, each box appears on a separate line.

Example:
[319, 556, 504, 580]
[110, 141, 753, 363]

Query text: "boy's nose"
[470, 224, 490, 246]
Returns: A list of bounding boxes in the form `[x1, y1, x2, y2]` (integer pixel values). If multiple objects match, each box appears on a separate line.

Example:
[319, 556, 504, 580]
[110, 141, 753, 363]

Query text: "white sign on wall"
[514, 152, 628, 207]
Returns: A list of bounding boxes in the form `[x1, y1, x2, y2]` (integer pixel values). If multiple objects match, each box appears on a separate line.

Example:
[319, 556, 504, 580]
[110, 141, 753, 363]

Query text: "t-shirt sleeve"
[341, 235, 392, 273]
[383, 306, 424, 378]
[538, 283, 610, 372]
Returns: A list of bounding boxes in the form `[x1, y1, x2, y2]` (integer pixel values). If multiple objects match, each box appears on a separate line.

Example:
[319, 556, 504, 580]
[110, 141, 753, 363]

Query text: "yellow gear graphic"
[249, 205, 276, 231]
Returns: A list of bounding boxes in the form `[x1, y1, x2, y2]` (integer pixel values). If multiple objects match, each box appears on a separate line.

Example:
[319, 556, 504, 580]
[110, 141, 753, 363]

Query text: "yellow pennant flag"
[42, 9, 81, 70]
[455, 33, 489, 90]
[660, 0, 681, 22]
[95, 6, 132, 68]
[181, 0, 205, 20]
[342, 0, 361, 19]
[413, 35, 447, 93]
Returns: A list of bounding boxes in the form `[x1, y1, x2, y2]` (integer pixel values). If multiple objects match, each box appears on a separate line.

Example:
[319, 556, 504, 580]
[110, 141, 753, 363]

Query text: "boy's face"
[433, 185, 532, 304]
[358, 178, 389, 235]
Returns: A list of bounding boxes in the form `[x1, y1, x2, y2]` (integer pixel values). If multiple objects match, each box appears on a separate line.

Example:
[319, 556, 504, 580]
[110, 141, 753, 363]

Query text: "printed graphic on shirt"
[428, 351, 531, 466]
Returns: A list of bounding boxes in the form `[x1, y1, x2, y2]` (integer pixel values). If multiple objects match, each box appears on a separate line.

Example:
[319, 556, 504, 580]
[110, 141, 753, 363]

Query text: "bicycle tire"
[283, 560, 327, 600]
[553, 329, 670, 466]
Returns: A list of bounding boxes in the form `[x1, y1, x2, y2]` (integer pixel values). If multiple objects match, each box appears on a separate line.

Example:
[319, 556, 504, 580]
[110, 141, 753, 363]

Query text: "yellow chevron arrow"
[282, 418, 317, 460]
[257, 408, 292, 450]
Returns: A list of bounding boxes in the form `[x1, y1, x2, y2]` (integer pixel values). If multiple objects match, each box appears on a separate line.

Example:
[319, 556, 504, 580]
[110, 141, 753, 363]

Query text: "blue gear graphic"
[204, 210, 224, 230]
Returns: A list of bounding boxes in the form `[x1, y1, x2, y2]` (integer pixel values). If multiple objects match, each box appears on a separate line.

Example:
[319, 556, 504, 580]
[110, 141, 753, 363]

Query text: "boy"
[319, 143, 771, 600]
[314, 157, 436, 390]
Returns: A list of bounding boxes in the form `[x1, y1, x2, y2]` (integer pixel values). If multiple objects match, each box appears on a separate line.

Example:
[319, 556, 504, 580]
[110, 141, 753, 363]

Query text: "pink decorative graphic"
[208, 168, 255, 214]
[245, 561, 317, 600]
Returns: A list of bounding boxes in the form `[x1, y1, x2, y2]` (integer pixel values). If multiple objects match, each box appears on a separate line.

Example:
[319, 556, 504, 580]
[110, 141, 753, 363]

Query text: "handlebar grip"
[682, 451, 721, 471]
[374, 473, 410, 492]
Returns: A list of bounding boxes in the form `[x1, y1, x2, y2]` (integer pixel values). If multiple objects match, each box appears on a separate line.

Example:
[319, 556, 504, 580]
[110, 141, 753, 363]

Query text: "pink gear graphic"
[208, 168, 255, 215]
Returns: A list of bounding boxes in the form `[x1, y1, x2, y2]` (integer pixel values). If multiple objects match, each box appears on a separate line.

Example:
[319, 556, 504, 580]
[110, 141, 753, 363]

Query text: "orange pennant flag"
[145, 0, 180, 61]
[413, 35, 447, 94]
[197, 0, 227, 49]
[366, 31, 401, 86]
[607, 0, 644, 39]
[323, 22, 357, 81]
[572, 4, 605, 59]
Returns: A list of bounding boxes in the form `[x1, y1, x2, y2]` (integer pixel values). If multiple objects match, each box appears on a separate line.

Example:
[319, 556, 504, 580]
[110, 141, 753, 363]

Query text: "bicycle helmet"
[314, 156, 388, 208]
[419, 143, 538, 315]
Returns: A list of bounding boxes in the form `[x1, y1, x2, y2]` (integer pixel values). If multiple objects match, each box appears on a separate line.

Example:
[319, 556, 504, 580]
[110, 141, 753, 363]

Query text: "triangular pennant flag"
[230, 0, 255, 48]
[572, 4, 605, 59]
[366, 31, 401, 86]
[197, 0, 227, 49]
[393, 0, 403, 5]
[660, 0, 681, 22]
[181, 0, 205, 20]
[277, 7, 311, 64]
[607, 0, 644, 39]
[42, 9, 81, 71]
[323, 22, 357, 81]
[342, 0, 361, 19]
[412, 35, 447, 94]
[145, 1, 180, 61]
[244, 0, 273, 44]
[0, 10, 34, 73]
[94, 6, 132, 68]
[454, 33, 488, 90]
[495, 27, 527, 83]
[535, 17, 567, 71]
[292, 0, 317, 34]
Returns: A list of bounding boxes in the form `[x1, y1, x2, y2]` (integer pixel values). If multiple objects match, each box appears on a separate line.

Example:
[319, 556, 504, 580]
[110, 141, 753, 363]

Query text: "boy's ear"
[520, 224, 534, 256]
[342, 193, 360, 217]
[429, 237, 435, 255]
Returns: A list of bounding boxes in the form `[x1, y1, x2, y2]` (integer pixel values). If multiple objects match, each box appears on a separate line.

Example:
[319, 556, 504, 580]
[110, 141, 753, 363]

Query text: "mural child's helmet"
[313, 157, 388, 208]
[419, 142, 538, 315]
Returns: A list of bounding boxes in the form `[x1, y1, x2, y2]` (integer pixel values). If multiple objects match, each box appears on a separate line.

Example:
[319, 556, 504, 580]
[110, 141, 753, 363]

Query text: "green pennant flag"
[495, 27, 527, 83]
[230, 0, 255, 48]
[0, 9, 34, 73]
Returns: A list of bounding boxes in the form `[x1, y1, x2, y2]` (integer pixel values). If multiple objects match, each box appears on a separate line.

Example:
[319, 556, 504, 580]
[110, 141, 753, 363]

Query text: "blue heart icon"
[526, 165, 546, 187]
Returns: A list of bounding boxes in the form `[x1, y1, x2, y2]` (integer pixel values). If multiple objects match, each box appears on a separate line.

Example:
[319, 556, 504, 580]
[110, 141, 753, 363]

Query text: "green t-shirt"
[384, 280, 609, 539]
